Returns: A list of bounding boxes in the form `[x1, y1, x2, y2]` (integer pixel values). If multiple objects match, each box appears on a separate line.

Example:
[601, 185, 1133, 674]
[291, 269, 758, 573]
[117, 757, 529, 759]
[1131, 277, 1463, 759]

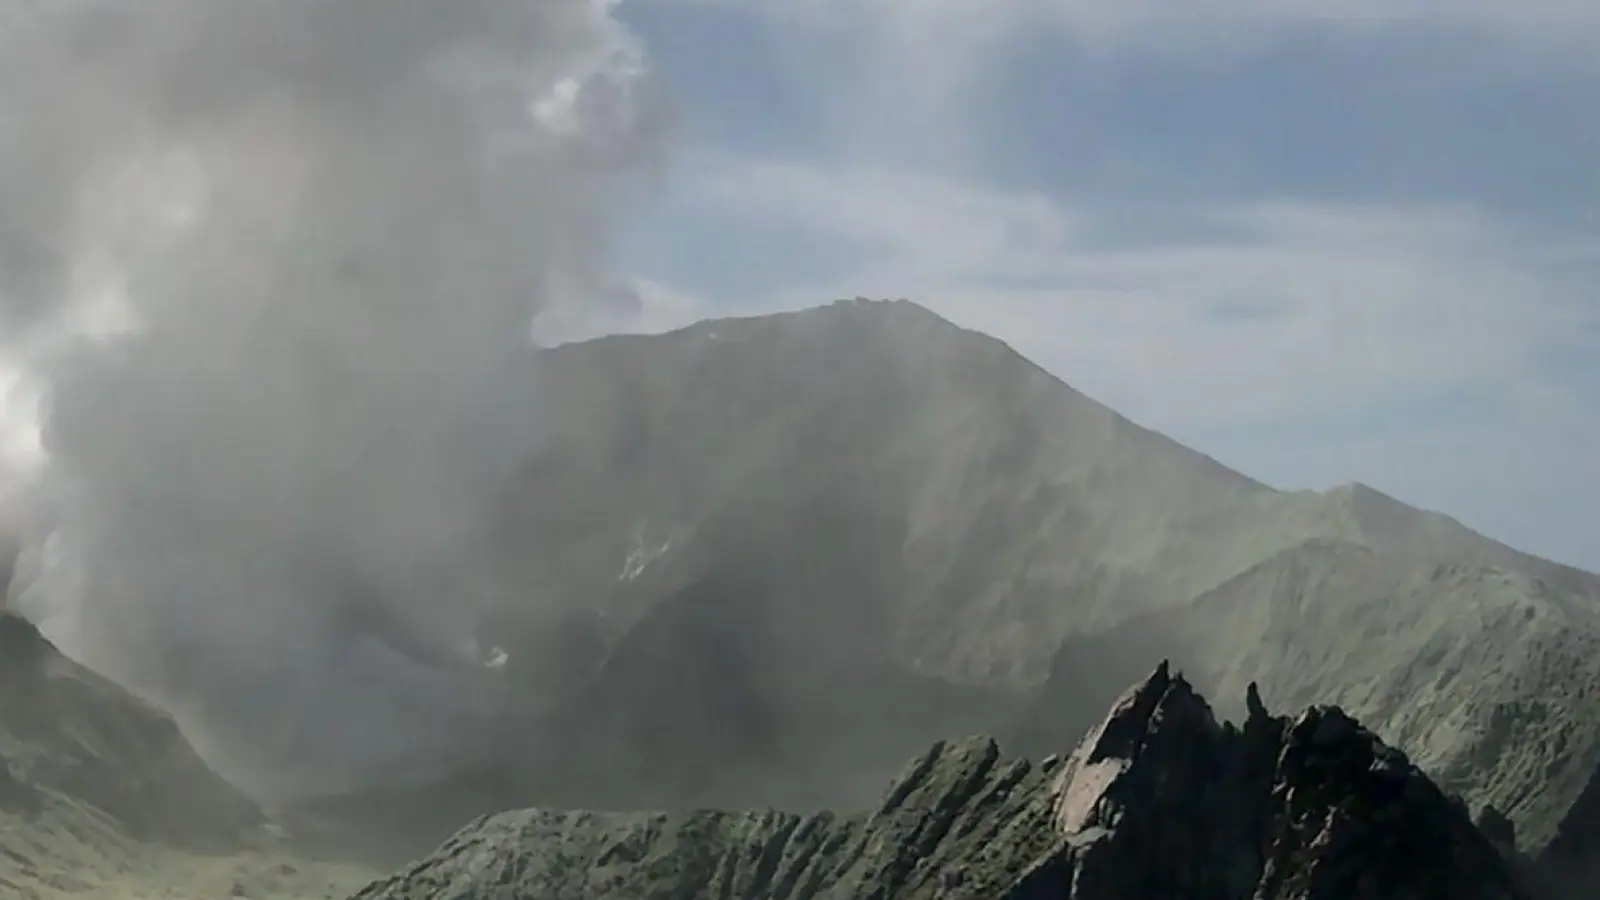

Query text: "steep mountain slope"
[502, 299, 1597, 689]
[0, 612, 372, 899]
[1017, 540, 1600, 850]
[290, 527, 1024, 865]
[500, 298, 1290, 688]
[353, 665, 1533, 900]
[523, 534, 1021, 814]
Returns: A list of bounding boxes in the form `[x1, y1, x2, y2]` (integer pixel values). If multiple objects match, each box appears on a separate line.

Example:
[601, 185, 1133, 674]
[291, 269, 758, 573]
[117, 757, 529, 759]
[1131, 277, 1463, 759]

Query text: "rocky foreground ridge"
[352, 663, 1534, 900]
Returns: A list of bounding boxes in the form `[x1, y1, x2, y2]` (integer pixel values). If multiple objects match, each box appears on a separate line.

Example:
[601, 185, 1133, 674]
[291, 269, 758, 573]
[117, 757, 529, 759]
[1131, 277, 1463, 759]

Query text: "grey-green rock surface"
[350, 664, 1531, 900]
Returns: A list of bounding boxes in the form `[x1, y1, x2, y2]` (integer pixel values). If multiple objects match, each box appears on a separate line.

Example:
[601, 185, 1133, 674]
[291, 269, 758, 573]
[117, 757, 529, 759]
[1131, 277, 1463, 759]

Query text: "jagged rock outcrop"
[351, 663, 1528, 900]
[1013, 539, 1600, 853]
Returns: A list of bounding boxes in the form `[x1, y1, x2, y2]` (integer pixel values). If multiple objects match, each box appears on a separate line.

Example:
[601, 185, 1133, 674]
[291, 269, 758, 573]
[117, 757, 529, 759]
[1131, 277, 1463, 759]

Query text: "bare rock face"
[350, 664, 1529, 900]
[1030, 667, 1526, 899]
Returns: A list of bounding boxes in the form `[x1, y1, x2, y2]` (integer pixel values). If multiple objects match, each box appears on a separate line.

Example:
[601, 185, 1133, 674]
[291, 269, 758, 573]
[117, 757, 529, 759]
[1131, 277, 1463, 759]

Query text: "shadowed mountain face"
[290, 299, 1600, 863]
[292, 494, 1026, 864]
[524, 514, 1023, 815]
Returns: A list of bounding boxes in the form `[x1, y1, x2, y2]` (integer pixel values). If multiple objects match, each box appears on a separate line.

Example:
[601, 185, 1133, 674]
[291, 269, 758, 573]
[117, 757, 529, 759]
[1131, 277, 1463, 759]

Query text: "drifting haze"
[0, 0, 667, 795]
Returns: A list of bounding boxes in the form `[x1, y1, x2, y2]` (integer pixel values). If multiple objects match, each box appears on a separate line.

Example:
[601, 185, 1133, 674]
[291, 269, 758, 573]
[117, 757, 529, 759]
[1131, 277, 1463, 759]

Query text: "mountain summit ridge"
[517, 298, 1598, 675]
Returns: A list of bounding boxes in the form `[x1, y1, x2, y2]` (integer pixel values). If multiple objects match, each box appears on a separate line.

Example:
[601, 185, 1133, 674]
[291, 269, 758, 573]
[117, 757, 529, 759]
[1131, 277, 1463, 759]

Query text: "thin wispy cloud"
[670, 0, 1600, 44]
[682, 159, 1595, 430]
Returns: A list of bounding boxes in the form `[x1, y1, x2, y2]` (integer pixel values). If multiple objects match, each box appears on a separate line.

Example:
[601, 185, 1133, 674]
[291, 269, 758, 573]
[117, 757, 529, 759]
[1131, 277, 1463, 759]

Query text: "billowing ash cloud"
[0, 0, 667, 795]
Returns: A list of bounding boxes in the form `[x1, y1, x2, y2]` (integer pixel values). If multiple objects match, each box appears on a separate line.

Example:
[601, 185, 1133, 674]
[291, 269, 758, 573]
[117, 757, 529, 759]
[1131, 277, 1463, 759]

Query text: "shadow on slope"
[289, 495, 1024, 867]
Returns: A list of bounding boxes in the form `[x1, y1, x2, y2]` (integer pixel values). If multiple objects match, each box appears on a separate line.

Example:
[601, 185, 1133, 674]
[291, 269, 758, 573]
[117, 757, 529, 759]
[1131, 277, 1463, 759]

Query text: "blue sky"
[607, 0, 1600, 569]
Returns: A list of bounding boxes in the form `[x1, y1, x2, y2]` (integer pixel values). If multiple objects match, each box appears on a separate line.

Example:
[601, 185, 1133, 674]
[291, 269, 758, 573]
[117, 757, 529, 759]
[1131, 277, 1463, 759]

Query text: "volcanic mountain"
[299, 298, 1600, 863]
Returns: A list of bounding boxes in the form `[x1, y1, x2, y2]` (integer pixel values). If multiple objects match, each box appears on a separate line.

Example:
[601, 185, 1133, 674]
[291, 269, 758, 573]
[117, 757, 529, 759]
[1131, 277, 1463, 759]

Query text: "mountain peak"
[1325, 480, 1397, 502]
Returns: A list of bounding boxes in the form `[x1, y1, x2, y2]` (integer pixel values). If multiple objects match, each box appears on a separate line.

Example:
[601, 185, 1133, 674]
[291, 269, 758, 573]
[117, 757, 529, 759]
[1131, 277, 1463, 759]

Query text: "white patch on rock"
[617, 524, 681, 581]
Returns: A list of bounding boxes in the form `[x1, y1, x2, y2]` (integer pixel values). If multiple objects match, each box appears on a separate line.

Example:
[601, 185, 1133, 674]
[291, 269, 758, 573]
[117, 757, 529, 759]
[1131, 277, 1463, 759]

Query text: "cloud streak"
[675, 0, 1600, 45]
[655, 0, 1600, 176]
[686, 159, 1594, 427]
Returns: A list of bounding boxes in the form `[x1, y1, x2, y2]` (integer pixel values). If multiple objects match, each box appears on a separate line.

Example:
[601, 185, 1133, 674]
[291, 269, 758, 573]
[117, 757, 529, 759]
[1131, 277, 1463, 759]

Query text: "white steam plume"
[0, 0, 667, 795]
